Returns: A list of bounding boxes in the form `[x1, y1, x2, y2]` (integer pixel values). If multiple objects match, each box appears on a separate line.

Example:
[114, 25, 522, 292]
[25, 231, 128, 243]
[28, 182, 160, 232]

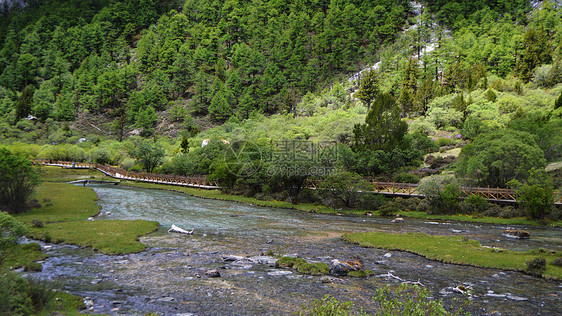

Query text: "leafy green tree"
[132, 141, 165, 173]
[418, 177, 461, 214]
[508, 168, 554, 220]
[317, 170, 370, 209]
[0, 148, 41, 214]
[456, 129, 546, 187]
[353, 93, 408, 152]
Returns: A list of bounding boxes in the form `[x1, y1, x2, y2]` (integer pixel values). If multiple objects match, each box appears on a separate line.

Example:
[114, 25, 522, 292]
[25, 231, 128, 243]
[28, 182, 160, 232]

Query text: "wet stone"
[266, 270, 293, 276]
[204, 269, 221, 277]
[91, 279, 103, 284]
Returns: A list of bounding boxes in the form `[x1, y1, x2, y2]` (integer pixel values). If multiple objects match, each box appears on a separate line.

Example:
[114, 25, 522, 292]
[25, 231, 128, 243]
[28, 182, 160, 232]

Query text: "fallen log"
[168, 224, 194, 235]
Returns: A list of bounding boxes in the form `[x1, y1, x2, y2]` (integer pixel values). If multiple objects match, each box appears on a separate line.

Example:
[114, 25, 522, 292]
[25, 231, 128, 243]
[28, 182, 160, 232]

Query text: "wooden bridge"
[35, 160, 220, 189]
[36, 160, 560, 204]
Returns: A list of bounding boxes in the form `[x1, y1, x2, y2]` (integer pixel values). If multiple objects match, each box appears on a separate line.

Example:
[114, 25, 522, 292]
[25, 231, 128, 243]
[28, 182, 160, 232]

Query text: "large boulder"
[329, 259, 363, 276]
[503, 230, 530, 239]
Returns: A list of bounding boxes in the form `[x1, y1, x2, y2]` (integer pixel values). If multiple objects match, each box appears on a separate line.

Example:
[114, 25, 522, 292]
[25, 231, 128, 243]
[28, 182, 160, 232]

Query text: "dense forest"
[0, 0, 561, 218]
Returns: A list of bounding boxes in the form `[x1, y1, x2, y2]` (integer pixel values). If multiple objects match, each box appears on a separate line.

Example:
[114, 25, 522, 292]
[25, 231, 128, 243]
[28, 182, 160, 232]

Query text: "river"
[28, 184, 562, 315]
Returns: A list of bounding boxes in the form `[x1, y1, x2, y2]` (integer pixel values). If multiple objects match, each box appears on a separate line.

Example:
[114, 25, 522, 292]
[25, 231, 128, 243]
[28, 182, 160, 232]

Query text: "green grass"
[15, 182, 158, 255]
[2, 243, 46, 270]
[276, 256, 330, 275]
[38, 166, 113, 182]
[29, 220, 158, 254]
[343, 232, 562, 280]
[400, 211, 562, 227]
[36, 291, 86, 316]
[16, 182, 100, 223]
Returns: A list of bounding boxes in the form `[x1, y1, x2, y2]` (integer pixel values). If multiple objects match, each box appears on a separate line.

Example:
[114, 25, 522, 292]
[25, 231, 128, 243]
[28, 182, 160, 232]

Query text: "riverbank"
[15, 182, 158, 254]
[343, 232, 562, 280]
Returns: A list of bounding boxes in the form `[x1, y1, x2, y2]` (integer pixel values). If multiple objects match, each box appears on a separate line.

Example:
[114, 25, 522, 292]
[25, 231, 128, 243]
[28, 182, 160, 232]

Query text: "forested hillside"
[0, 0, 561, 218]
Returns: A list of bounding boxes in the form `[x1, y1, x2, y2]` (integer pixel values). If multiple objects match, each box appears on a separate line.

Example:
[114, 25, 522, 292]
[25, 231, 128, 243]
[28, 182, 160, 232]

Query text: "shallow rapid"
[30, 184, 562, 315]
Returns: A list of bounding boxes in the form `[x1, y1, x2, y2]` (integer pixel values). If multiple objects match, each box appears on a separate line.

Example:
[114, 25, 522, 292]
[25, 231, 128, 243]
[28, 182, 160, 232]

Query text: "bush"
[31, 219, 44, 228]
[393, 173, 420, 184]
[0, 271, 33, 315]
[359, 194, 386, 211]
[552, 257, 562, 267]
[0, 148, 41, 213]
[459, 195, 488, 214]
[379, 202, 400, 216]
[299, 284, 469, 316]
[298, 296, 357, 316]
[0, 212, 28, 255]
[526, 257, 546, 276]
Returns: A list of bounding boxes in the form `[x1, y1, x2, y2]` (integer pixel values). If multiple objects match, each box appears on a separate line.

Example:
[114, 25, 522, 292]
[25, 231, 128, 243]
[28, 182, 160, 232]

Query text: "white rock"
[383, 253, 392, 258]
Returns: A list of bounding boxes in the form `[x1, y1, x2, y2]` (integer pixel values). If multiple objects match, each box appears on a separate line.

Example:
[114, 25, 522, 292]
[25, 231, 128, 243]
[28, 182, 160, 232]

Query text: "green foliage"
[355, 70, 380, 110]
[132, 140, 165, 173]
[508, 168, 554, 219]
[418, 177, 461, 214]
[526, 257, 546, 276]
[456, 129, 546, 187]
[298, 295, 362, 316]
[516, 27, 553, 82]
[318, 170, 370, 209]
[0, 147, 41, 213]
[554, 91, 562, 109]
[373, 284, 467, 316]
[0, 211, 28, 256]
[299, 284, 467, 316]
[353, 93, 408, 152]
[459, 195, 488, 215]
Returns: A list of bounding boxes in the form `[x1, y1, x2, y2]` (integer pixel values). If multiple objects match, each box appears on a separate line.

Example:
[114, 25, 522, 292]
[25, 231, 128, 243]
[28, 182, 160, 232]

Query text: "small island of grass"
[343, 232, 562, 280]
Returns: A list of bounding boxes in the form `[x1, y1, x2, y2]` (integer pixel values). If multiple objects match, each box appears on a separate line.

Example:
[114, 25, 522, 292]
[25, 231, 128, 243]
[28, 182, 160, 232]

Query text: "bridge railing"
[34, 160, 219, 189]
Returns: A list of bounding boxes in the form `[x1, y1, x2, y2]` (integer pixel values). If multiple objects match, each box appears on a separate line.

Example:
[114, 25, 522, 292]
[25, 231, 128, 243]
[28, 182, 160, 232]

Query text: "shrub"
[379, 202, 400, 216]
[298, 296, 358, 316]
[393, 173, 420, 184]
[0, 212, 28, 255]
[459, 195, 488, 214]
[526, 257, 546, 276]
[0, 271, 33, 315]
[359, 194, 386, 211]
[299, 284, 469, 316]
[552, 257, 562, 267]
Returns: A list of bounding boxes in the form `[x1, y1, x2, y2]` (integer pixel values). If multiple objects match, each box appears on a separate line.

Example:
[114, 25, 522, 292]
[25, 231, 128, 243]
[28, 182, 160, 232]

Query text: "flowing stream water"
[29, 184, 562, 315]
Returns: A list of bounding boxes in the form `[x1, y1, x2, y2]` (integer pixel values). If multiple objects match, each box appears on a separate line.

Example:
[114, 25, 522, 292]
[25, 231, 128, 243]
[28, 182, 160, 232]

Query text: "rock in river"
[204, 269, 221, 278]
[502, 229, 530, 239]
[329, 259, 363, 276]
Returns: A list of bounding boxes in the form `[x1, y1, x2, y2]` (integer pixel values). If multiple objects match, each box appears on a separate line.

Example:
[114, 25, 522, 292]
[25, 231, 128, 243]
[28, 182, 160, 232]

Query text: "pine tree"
[355, 69, 379, 110]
